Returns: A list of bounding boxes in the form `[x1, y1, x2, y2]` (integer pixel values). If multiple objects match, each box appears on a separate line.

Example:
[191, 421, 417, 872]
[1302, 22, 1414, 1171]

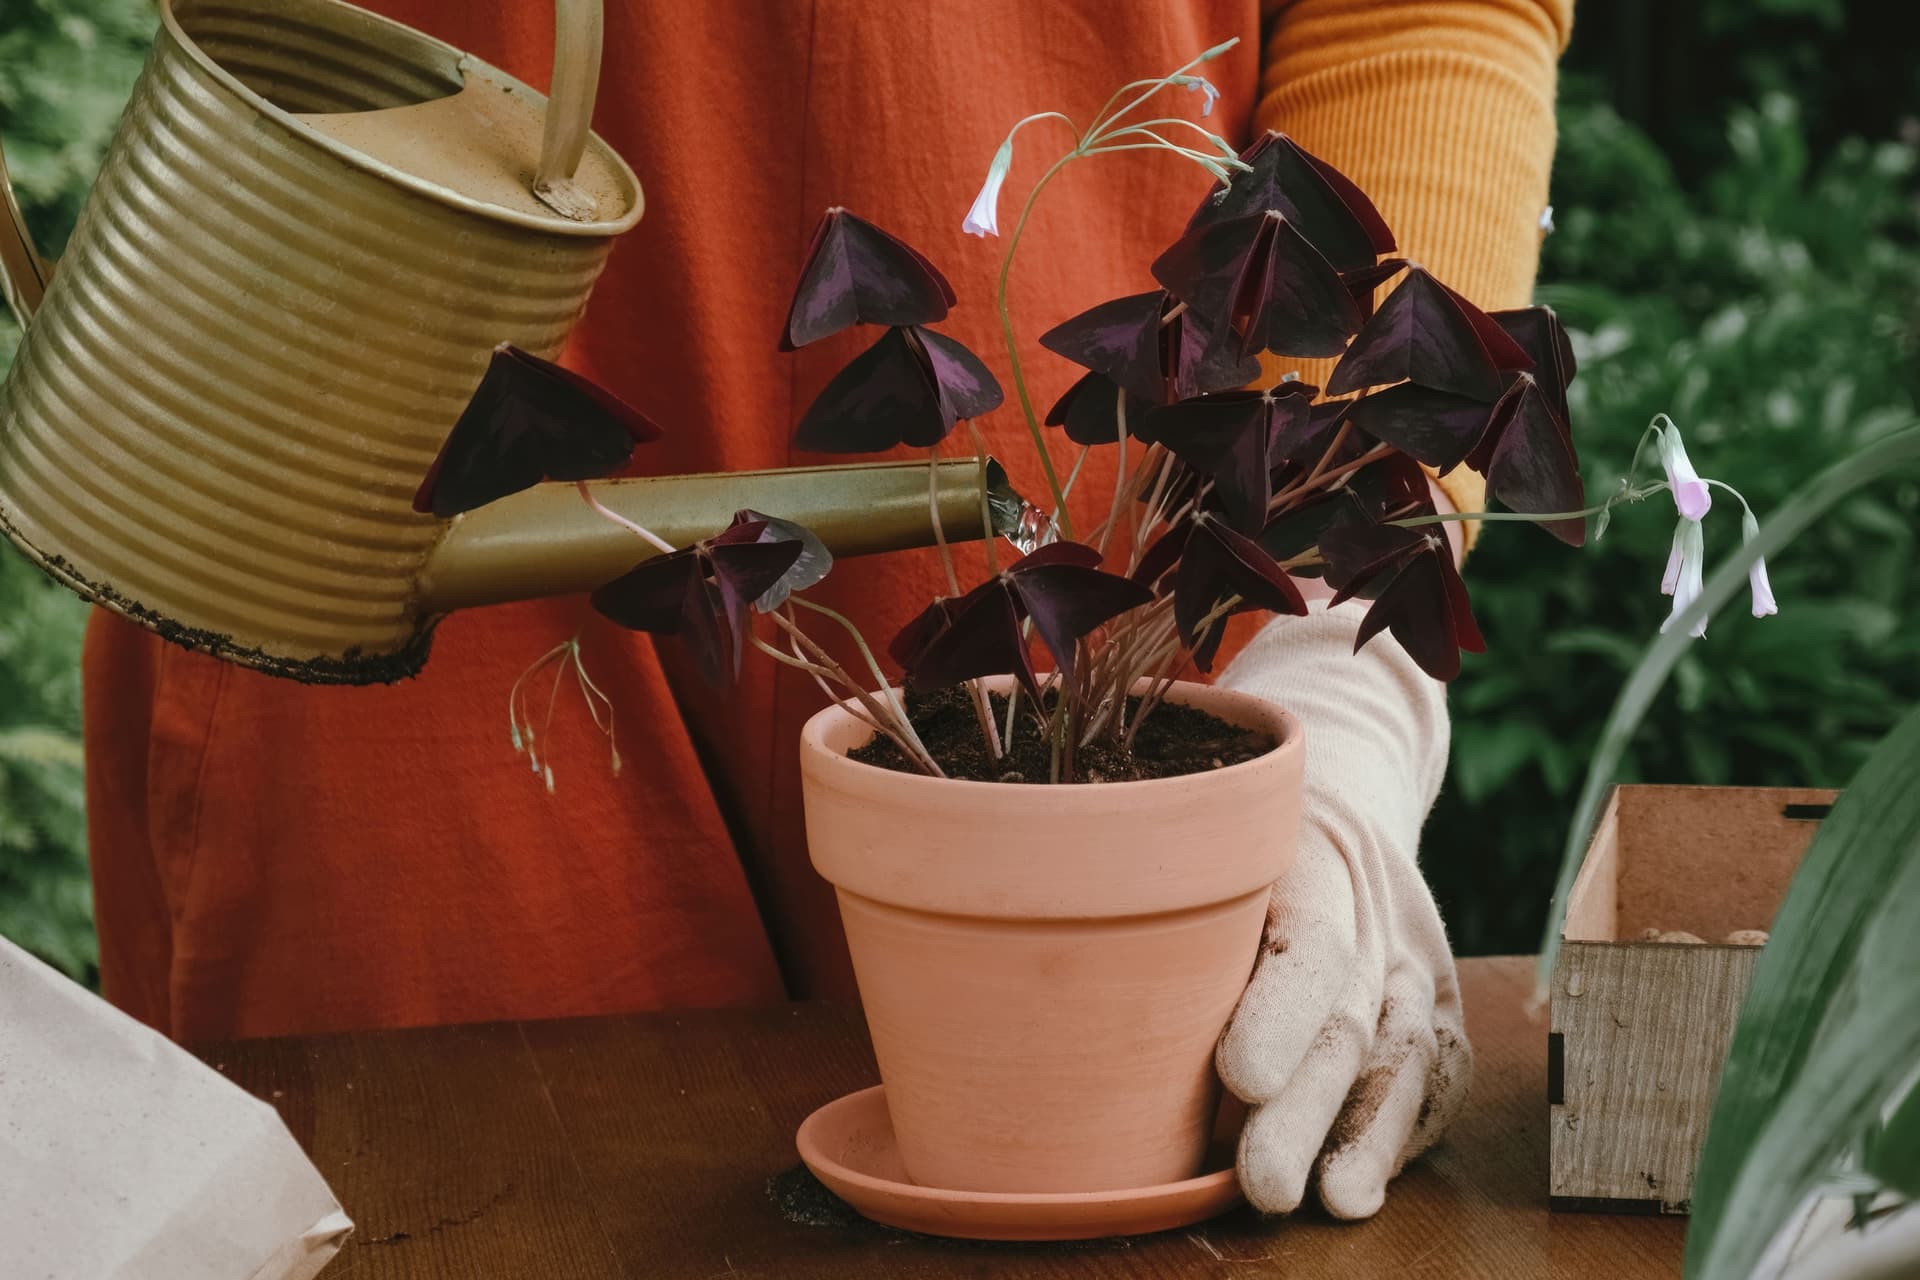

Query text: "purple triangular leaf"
[1340, 257, 1410, 322]
[915, 327, 1005, 424]
[736, 510, 833, 612]
[1241, 215, 1363, 359]
[710, 538, 806, 674]
[1038, 291, 1168, 403]
[1174, 514, 1307, 670]
[1263, 381, 1320, 469]
[1172, 310, 1263, 399]
[1146, 390, 1274, 534]
[1133, 518, 1192, 591]
[1046, 373, 1156, 447]
[1185, 132, 1393, 273]
[1344, 382, 1500, 472]
[1481, 374, 1585, 546]
[588, 549, 703, 635]
[1325, 267, 1510, 401]
[1352, 548, 1483, 682]
[781, 209, 955, 350]
[1318, 519, 1426, 605]
[793, 326, 949, 452]
[1011, 564, 1153, 677]
[1151, 212, 1268, 337]
[1491, 305, 1577, 420]
[903, 583, 1040, 699]
[416, 344, 662, 517]
[889, 596, 961, 669]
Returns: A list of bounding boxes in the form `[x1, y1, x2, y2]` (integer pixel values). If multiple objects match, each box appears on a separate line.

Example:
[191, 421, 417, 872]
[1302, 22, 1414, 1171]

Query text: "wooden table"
[198, 957, 1683, 1278]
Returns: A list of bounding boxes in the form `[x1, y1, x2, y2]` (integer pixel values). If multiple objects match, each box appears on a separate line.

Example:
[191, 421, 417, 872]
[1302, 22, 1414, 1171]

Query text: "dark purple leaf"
[1240, 215, 1366, 359]
[738, 510, 833, 611]
[1476, 374, 1586, 546]
[1133, 518, 1192, 591]
[1340, 257, 1409, 322]
[1039, 291, 1169, 403]
[591, 516, 800, 685]
[589, 549, 702, 636]
[1009, 563, 1152, 678]
[781, 208, 955, 350]
[1259, 490, 1368, 572]
[1343, 382, 1500, 472]
[793, 326, 950, 452]
[1263, 381, 1320, 469]
[1491, 305, 1577, 420]
[709, 539, 806, 675]
[1154, 212, 1360, 360]
[1318, 520, 1427, 604]
[1174, 513, 1308, 671]
[903, 583, 1040, 698]
[1325, 267, 1525, 401]
[916, 327, 1005, 422]
[1046, 373, 1156, 447]
[1147, 390, 1276, 534]
[889, 596, 961, 668]
[1172, 309, 1264, 399]
[1353, 548, 1486, 683]
[415, 344, 662, 517]
[1185, 131, 1395, 273]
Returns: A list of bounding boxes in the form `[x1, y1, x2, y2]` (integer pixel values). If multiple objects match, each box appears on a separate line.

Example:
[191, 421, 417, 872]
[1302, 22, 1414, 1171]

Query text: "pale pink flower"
[963, 139, 1014, 238]
[1658, 426, 1713, 521]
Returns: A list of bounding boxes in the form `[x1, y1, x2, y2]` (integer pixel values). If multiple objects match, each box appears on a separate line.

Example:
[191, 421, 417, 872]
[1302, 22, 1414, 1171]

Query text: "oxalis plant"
[417, 38, 1776, 787]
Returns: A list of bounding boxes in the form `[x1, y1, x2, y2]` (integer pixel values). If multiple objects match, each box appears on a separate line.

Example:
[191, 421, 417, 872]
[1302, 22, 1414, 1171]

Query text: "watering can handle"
[0, 135, 53, 325]
[532, 0, 606, 220]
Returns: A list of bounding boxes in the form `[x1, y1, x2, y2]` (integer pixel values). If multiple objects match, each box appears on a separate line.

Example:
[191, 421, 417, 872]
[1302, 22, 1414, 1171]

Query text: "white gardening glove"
[1214, 600, 1473, 1219]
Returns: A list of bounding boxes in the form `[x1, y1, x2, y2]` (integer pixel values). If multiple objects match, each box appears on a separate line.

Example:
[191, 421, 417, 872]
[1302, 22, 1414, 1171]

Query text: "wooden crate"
[1549, 784, 1835, 1214]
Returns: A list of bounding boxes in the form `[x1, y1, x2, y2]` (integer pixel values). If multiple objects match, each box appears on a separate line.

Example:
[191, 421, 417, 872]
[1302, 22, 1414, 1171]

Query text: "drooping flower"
[1659, 517, 1709, 639]
[963, 138, 1015, 239]
[1657, 424, 1713, 521]
[1742, 506, 1778, 618]
[1170, 73, 1220, 116]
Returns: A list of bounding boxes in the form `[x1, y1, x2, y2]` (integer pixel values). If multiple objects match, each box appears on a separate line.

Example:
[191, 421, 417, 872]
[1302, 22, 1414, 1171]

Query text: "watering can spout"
[420, 460, 1015, 616]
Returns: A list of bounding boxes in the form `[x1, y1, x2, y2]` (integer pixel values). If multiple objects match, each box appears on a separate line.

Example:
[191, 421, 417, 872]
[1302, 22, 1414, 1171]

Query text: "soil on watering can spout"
[848, 686, 1275, 784]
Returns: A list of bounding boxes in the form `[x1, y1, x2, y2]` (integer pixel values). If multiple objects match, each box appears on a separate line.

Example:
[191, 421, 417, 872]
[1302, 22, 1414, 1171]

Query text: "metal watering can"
[0, 0, 992, 684]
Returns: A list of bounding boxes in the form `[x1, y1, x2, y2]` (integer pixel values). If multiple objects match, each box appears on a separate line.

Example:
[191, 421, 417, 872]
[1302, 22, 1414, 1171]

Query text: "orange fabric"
[84, 0, 1569, 1041]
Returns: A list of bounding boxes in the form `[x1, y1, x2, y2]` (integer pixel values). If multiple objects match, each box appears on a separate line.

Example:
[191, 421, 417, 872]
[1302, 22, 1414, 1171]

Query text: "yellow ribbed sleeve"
[1254, 0, 1574, 537]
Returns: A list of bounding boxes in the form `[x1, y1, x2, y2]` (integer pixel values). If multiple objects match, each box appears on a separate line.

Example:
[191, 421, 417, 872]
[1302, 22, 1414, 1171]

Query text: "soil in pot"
[849, 687, 1276, 783]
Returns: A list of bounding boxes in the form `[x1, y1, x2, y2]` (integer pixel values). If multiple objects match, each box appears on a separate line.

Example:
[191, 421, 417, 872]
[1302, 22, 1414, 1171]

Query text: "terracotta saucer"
[794, 1085, 1243, 1242]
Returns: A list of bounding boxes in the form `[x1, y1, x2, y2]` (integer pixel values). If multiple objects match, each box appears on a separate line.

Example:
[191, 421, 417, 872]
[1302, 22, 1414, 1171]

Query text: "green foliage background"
[0, 0, 153, 982]
[0, 0, 1915, 977]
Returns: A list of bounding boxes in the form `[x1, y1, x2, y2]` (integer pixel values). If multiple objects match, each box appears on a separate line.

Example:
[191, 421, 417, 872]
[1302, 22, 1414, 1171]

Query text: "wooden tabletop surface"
[197, 956, 1683, 1278]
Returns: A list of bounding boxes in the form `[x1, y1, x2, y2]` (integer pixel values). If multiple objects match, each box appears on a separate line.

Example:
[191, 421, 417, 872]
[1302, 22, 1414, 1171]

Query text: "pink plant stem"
[1096, 387, 1130, 559]
[574, 480, 675, 554]
[927, 447, 1003, 761]
[765, 612, 945, 778]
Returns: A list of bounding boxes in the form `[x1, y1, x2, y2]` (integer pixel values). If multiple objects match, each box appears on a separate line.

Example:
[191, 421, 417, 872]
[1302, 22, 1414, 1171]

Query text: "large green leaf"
[1685, 703, 1920, 1279]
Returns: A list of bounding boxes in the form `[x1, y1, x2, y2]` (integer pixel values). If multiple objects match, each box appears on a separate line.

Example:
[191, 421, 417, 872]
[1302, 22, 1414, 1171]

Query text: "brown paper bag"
[0, 935, 351, 1278]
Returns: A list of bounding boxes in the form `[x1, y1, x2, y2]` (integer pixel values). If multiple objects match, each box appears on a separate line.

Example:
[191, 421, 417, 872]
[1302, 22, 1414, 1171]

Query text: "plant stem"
[997, 151, 1080, 535]
[575, 481, 675, 553]
[928, 447, 1003, 762]
[1097, 389, 1130, 557]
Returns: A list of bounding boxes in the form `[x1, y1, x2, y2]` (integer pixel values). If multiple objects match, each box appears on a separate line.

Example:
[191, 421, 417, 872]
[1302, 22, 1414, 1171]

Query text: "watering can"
[0, 0, 998, 685]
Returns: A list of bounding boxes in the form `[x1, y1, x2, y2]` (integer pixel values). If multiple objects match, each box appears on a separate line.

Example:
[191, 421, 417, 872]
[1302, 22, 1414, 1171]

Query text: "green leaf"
[1864, 1077, 1920, 1200]
[1686, 703, 1920, 1278]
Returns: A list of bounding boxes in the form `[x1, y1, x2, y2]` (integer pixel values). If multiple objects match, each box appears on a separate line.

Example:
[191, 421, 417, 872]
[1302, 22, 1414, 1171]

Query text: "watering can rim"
[157, 0, 644, 238]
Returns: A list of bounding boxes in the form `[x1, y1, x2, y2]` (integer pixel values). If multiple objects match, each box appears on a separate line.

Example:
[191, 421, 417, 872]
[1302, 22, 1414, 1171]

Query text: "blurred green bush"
[1, 0, 152, 980]
[1428, 82, 1920, 952]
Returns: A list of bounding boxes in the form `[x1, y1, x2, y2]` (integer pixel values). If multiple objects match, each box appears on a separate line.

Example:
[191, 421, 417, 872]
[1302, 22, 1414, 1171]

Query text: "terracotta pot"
[800, 679, 1304, 1195]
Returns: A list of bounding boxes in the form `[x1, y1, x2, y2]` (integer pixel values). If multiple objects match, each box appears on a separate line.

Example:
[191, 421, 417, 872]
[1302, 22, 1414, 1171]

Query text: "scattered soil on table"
[848, 687, 1275, 784]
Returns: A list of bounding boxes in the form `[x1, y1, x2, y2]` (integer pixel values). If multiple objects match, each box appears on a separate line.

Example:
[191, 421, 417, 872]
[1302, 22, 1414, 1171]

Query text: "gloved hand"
[1214, 600, 1473, 1219]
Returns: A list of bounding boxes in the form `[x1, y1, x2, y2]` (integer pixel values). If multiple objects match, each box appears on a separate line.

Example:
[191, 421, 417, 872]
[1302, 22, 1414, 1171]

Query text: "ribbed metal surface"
[0, 0, 637, 682]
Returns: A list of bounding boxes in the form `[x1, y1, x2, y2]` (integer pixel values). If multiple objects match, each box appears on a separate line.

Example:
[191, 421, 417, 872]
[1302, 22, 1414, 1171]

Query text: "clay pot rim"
[800, 676, 1299, 802]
